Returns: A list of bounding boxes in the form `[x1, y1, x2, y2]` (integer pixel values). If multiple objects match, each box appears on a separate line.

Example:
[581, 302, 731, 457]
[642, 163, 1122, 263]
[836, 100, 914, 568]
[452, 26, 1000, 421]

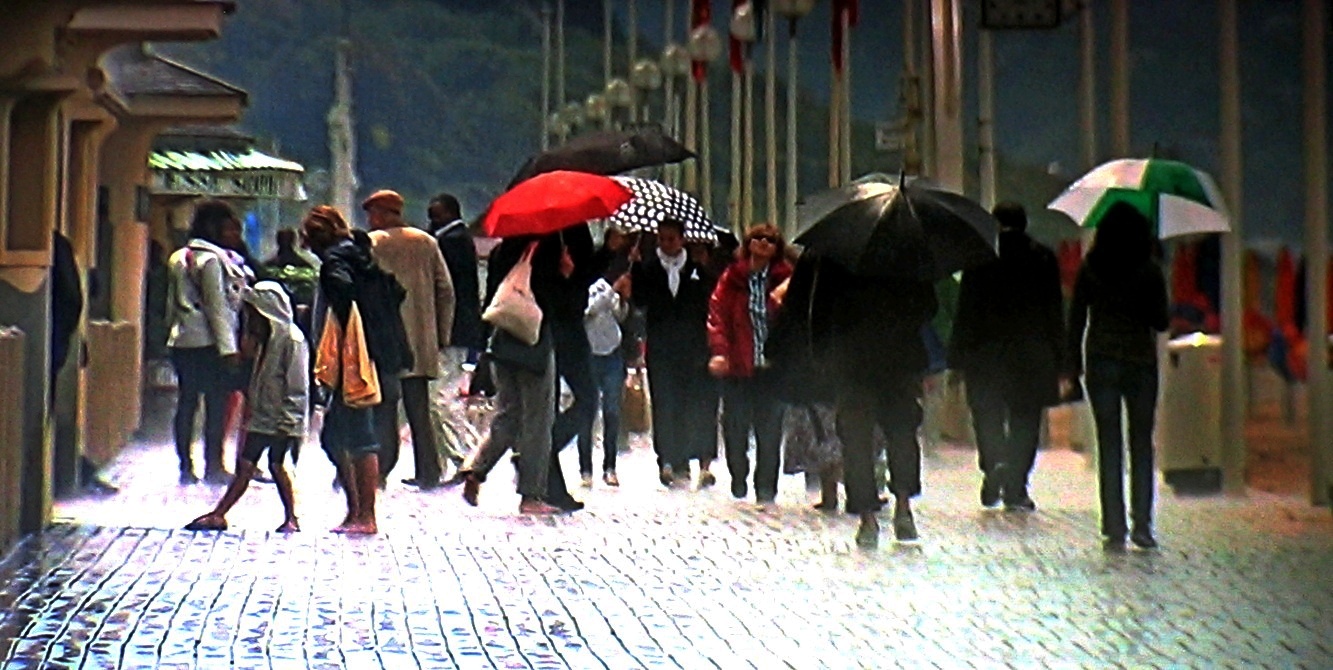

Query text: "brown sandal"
[184, 514, 227, 531]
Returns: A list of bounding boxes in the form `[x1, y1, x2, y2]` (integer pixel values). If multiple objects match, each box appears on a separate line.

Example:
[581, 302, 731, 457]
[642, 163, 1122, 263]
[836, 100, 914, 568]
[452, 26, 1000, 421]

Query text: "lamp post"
[773, 0, 816, 238]
[731, 2, 758, 230]
[630, 58, 663, 125]
[661, 43, 691, 186]
[605, 77, 634, 131]
[541, 2, 553, 149]
[688, 22, 724, 214]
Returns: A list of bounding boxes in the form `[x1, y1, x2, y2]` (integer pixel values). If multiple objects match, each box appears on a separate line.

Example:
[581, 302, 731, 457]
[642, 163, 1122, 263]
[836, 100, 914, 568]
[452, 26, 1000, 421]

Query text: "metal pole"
[541, 3, 552, 149]
[743, 58, 755, 226]
[629, 0, 639, 124]
[978, 27, 996, 209]
[1079, 0, 1098, 168]
[786, 19, 800, 238]
[901, 0, 920, 175]
[840, 9, 852, 184]
[930, 0, 964, 192]
[765, 8, 779, 223]
[731, 65, 743, 229]
[554, 0, 565, 111]
[685, 75, 698, 192]
[1303, 0, 1330, 506]
[1109, 0, 1129, 155]
[1218, 0, 1247, 495]
[828, 60, 841, 188]
[604, 0, 614, 87]
[702, 75, 714, 214]
[919, 0, 935, 177]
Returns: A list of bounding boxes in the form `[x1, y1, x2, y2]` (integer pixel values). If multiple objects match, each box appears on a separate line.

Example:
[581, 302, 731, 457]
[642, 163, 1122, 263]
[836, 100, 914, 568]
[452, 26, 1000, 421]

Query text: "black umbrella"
[507, 129, 695, 189]
[793, 182, 998, 280]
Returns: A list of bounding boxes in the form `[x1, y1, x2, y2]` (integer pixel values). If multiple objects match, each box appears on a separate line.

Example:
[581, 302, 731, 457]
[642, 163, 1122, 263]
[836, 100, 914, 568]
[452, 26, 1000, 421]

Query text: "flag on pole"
[692, 0, 712, 82]
[832, 0, 859, 72]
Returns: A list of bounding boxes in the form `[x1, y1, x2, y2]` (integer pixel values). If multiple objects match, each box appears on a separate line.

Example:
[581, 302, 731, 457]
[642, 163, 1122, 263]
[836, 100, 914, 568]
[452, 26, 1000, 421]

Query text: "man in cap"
[363, 189, 457, 490]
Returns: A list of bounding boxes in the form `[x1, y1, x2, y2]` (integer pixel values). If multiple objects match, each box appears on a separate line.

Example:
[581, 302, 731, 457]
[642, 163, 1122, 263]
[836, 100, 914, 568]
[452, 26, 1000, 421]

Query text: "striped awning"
[149, 149, 306, 200]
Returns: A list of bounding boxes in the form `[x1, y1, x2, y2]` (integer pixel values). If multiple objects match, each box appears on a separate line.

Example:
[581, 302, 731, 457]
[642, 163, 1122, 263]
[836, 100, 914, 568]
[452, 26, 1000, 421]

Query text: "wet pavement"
[3, 423, 1332, 669]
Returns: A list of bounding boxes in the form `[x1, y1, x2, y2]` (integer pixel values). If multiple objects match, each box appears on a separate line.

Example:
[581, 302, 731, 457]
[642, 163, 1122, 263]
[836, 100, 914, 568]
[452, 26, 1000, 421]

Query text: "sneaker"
[659, 465, 674, 488]
[979, 471, 1002, 508]
[602, 471, 620, 487]
[893, 507, 918, 542]
[697, 470, 717, 489]
[580, 473, 594, 488]
[519, 498, 560, 515]
[1130, 528, 1158, 549]
[1004, 493, 1037, 512]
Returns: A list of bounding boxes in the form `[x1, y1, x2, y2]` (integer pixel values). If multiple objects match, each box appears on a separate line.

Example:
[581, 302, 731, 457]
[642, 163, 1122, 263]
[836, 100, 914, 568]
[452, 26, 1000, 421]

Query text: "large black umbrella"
[794, 182, 998, 280]
[507, 129, 695, 189]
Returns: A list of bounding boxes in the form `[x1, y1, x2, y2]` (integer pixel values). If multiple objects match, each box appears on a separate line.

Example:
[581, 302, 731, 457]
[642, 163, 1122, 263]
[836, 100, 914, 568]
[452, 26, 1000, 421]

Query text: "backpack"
[353, 260, 415, 374]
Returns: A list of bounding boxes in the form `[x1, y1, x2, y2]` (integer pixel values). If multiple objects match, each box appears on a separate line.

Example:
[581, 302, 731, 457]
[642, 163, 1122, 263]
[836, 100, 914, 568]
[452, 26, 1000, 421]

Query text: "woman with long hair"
[1066, 202, 1170, 549]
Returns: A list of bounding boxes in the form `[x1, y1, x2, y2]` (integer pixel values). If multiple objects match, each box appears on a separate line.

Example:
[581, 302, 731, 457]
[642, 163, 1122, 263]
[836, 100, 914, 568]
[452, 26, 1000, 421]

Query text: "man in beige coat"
[364, 190, 456, 489]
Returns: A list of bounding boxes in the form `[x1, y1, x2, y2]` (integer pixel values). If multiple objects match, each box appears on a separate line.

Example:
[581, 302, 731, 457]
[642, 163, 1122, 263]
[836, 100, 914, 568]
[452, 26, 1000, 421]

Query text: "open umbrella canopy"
[794, 182, 998, 280]
[507, 129, 695, 189]
[1048, 158, 1230, 239]
[482, 170, 633, 238]
[606, 176, 715, 243]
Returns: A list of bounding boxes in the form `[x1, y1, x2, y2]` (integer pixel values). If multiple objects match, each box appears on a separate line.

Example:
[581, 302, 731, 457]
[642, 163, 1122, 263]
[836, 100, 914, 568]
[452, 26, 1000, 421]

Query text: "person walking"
[427, 193, 483, 472]
[706, 223, 793, 503]
[301, 205, 386, 534]
[165, 199, 251, 484]
[457, 231, 572, 515]
[949, 202, 1065, 511]
[541, 224, 598, 511]
[185, 281, 308, 533]
[364, 189, 456, 490]
[817, 254, 937, 547]
[583, 238, 632, 487]
[627, 219, 718, 488]
[1066, 202, 1169, 549]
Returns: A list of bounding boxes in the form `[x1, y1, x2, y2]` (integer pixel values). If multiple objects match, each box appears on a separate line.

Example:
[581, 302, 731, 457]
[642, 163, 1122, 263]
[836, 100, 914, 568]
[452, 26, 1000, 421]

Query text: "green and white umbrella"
[1047, 158, 1231, 238]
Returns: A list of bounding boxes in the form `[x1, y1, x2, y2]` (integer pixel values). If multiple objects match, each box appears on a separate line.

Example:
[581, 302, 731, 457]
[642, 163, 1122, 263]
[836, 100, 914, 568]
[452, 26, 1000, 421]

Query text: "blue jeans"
[1085, 355, 1159, 538]
[581, 351, 625, 474]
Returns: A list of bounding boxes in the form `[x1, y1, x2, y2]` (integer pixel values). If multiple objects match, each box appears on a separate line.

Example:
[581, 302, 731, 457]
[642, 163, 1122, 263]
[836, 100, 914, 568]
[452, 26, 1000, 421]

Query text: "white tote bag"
[483, 241, 543, 345]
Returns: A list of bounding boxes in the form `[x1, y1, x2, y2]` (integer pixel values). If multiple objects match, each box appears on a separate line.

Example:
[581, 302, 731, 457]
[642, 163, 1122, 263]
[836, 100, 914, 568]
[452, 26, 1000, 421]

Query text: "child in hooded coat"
[186, 280, 309, 532]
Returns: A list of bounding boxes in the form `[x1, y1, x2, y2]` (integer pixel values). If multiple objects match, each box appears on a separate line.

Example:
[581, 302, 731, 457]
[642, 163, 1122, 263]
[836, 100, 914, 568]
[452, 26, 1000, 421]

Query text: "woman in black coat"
[1066, 202, 1169, 550]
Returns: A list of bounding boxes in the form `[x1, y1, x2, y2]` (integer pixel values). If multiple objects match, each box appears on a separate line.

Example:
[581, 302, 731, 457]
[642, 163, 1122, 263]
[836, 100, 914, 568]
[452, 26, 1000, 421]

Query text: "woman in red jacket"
[707, 223, 793, 503]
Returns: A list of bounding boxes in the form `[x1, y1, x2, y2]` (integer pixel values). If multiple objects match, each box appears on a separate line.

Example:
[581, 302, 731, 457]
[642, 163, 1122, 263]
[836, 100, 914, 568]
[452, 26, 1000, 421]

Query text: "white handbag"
[483, 241, 543, 345]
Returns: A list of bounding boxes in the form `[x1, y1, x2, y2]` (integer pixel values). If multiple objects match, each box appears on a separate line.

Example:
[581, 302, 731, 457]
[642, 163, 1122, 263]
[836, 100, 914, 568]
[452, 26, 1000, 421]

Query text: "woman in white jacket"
[165, 200, 251, 484]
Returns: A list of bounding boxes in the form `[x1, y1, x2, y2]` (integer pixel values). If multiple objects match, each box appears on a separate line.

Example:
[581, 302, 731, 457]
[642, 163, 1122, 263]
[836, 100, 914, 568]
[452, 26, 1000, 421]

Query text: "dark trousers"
[646, 354, 716, 470]
[966, 375, 1044, 498]
[580, 351, 625, 474]
[374, 375, 441, 485]
[721, 371, 784, 498]
[171, 346, 229, 474]
[547, 322, 597, 502]
[1086, 355, 1159, 537]
[836, 376, 923, 514]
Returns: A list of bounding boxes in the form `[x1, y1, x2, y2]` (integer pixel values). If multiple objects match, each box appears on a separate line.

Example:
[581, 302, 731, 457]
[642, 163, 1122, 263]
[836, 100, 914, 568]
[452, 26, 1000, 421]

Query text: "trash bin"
[1160, 332, 1223, 492]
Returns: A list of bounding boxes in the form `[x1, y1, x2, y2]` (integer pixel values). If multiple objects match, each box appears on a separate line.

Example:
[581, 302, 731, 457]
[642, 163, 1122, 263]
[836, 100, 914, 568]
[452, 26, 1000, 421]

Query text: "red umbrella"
[482, 170, 632, 238]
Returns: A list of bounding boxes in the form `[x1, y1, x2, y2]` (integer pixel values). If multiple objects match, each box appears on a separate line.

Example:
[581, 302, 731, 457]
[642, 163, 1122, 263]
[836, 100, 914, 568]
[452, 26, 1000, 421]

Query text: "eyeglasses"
[750, 235, 780, 244]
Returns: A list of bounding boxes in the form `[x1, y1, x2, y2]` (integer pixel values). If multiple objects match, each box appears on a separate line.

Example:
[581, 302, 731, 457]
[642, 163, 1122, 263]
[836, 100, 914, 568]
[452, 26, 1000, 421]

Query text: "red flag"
[831, 0, 859, 73]
[692, 0, 712, 82]
[729, 0, 745, 73]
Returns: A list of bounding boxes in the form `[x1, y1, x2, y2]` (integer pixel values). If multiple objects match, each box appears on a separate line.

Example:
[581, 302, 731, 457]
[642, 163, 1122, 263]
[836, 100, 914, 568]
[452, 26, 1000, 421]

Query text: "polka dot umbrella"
[606, 176, 716, 243]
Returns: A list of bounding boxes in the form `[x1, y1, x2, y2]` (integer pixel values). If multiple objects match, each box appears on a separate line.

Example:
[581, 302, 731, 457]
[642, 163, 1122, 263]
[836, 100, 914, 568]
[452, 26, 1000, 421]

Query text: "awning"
[149, 148, 307, 200]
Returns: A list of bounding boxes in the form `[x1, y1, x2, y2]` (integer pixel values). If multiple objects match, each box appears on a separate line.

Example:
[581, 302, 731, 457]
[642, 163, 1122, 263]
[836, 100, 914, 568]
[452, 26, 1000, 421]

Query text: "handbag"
[621, 365, 650, 433]
[341, 302, 382, 409]
[483, 241, 543, 345]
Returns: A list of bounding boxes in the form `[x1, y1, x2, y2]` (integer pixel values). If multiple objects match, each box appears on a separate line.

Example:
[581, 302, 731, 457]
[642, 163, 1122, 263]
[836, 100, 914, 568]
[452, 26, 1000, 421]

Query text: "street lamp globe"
[560, 101, 585, 128]
[661, 43, 692, 78]
[771, 0, 817, 19]
[630, 58, 663, 91]
[584, 93, 609, 123]
[547, 111, 569, 137]
[687, 24, 724, 62]
[731, 2, 758, 43]
[604, 77, 635, 109]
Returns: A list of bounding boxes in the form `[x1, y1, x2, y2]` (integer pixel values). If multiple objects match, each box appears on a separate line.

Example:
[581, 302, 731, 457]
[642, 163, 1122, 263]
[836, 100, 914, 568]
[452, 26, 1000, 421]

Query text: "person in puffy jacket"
[185, 281, 308, 532]
[706, 223, 793, 503]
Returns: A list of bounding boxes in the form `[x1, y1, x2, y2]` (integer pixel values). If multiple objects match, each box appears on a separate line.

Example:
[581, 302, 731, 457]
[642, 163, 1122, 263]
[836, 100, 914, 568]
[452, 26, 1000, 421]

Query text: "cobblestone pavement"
[2, 425, 1331, 669]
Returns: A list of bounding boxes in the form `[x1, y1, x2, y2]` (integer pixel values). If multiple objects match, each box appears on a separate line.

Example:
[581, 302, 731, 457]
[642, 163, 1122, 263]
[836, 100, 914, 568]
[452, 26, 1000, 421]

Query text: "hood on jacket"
[243, 280, 295, 330]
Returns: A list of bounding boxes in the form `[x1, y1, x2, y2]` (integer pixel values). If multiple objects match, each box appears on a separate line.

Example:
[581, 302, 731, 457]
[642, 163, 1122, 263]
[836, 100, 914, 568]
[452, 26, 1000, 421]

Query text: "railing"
[0, 326, 25, 551]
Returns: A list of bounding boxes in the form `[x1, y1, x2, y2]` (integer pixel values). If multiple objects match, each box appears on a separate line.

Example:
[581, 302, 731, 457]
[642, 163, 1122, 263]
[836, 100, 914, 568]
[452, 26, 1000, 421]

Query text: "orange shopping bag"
[341, 302, 381, 409]
[314, 307, 342, 390]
